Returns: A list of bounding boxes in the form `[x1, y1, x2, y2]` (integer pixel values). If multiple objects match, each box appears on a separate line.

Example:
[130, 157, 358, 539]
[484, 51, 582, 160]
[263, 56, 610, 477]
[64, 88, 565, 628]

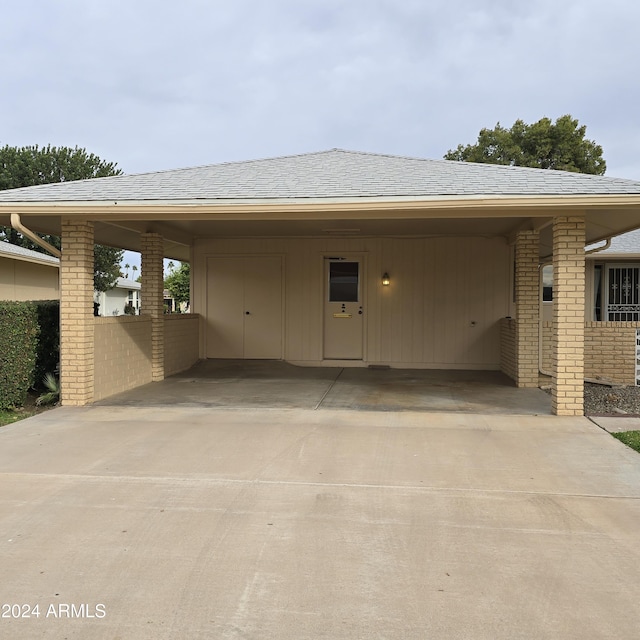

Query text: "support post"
[141, 233, 165, 381]
[515, 230, 540, 387]
[60, 218, 94, 406]
[552, 216, 586, 416]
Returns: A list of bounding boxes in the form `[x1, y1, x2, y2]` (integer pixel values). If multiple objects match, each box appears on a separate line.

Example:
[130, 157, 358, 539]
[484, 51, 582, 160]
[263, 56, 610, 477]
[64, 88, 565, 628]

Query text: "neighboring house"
[163, 290, 189, 314]
[542, 229, 640, 322]
[540, 229, 640, 384]
[1, 148, 640, 415]
[95, 277, 141, 316]
[0, 243, 140, 319]
[0, 241, 59, 301]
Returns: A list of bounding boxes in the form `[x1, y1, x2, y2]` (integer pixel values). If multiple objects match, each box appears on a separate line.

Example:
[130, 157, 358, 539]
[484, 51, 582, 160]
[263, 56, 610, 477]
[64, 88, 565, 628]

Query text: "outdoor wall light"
[382, 272, 390, 286]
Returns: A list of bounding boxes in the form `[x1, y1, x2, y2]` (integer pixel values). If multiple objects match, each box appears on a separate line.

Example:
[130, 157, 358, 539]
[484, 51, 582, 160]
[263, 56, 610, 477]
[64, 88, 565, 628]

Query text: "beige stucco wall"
[193, 236, 511, 369]
[0, 256, 59, 301]
[541, 321, 639, 385]
[164, 314, 201, 376]
[94, 316, 153, 401]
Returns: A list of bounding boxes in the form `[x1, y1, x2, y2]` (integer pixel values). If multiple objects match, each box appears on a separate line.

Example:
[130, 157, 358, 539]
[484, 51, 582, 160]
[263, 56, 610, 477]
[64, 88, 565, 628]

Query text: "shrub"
[33, 300, 60, 386]
[0, 302, 40, 409]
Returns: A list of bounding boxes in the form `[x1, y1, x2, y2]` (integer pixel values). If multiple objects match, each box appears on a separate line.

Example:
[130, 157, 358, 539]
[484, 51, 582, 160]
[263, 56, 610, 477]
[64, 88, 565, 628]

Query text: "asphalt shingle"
[0, 241, 59, 264]
[0, 149, 638, 203]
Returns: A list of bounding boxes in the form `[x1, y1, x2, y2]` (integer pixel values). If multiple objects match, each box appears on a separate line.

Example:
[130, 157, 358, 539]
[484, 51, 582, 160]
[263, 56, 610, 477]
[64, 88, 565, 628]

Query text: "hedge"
[0, 300, 60, 410]
[0, 301, 40, 409]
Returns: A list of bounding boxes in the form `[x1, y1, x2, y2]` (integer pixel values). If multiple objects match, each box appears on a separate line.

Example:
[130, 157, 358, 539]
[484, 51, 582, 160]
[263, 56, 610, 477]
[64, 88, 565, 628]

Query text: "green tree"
[444, 115, 606, 175]
[164, 262, 190, 307]
[0, 144, 124, 291]
[95, 246, 124, 292]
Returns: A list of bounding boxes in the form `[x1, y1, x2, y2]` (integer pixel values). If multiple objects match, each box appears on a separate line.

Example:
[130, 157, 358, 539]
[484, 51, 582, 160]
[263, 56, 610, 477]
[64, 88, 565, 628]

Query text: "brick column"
[141, 233, 165, 381]
[552, 216, 585, 416]
[60, 218, 94, 406]
[514, 230, 540, 387]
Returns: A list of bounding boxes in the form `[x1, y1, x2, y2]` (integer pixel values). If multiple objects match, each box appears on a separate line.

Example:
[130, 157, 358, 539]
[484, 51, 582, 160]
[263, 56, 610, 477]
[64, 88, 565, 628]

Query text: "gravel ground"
[541, 381, 640, 416]
[583, 383, 640, 416]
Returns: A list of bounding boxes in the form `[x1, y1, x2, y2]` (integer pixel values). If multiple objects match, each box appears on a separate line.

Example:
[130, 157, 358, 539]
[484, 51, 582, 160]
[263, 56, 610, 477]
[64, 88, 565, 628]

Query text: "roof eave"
[0, 250, 60, 267]
[1, 193, 639, 219]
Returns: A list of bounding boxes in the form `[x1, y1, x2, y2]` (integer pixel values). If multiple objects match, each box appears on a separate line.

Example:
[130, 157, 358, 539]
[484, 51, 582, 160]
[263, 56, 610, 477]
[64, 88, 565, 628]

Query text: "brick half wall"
[541, 321, 639, 385]
[94, 316, 153, 402]
[164, 314, 201, 376]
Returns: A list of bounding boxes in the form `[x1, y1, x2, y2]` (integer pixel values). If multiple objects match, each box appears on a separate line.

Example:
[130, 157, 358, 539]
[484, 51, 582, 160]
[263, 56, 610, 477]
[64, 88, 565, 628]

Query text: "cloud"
[1, 0, 639, 178]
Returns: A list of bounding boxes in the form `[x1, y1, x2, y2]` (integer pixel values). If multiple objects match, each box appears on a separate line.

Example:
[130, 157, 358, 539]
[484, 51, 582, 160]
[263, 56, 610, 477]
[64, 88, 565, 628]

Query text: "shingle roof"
[597, 229, 640, 255]
[0, 241, 59, 264]
[0, 149, 638, 203]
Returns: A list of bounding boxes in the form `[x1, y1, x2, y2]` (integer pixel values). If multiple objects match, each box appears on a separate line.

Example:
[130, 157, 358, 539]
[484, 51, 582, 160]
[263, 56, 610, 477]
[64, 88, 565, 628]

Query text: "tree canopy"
[444, 115, 606, 175]
[0, 144, 124, 291]
[164, 262, 190, 308]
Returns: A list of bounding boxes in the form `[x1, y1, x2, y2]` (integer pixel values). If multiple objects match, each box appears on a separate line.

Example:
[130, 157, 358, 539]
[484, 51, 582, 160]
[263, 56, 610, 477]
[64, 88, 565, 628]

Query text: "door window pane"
[329, 262, 359, 302]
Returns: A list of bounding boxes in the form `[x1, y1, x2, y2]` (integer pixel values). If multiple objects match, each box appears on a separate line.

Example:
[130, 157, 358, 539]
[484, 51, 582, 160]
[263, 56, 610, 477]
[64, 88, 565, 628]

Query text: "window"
[593, 265, 602, 320]
[328, 261, 359, 302]
[605, 265, 640, 321]
[541, 265, 553, 302]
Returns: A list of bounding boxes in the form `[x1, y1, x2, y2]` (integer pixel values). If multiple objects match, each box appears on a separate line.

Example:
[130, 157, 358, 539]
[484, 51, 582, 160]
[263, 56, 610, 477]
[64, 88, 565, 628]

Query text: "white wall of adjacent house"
[0, 255, 59, 301]
[193, 235, 511, 369]
[94, 278, 141, 317]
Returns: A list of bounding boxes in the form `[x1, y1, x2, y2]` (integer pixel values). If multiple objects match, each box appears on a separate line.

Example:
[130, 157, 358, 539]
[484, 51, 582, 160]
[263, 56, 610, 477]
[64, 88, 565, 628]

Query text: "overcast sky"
[3, 0, 639, 182]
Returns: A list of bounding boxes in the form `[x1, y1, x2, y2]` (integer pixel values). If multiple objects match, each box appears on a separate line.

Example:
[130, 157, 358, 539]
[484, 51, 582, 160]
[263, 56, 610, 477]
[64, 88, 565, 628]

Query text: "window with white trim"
[604, 265, 640, 321]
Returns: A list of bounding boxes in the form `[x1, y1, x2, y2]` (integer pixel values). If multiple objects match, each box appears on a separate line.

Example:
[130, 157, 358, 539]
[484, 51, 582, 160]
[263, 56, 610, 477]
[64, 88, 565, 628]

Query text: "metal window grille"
[607, 266, 640, 321]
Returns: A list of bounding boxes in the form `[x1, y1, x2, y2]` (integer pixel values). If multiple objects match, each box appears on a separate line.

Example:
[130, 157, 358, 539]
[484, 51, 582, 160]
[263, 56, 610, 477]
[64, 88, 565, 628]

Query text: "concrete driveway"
[1, 404, 639, 639]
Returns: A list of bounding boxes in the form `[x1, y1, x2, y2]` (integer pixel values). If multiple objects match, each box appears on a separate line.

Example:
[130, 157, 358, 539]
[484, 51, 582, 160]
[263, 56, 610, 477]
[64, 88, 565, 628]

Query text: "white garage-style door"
[206, 255, 283, 359]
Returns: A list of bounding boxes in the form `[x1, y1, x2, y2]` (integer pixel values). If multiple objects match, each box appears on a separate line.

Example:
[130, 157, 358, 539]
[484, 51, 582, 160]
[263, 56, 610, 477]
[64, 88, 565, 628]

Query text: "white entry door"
[206, 256, 283, 358]
[323, 258, 363, 360]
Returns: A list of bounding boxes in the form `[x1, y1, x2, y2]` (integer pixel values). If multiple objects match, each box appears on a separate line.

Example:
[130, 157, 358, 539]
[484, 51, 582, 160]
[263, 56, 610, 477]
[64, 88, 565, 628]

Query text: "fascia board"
[1, 194, 640, 219]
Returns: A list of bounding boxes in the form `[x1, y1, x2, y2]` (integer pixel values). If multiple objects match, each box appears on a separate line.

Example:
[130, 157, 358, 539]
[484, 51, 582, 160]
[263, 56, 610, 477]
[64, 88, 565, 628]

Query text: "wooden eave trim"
[1, 193, 640, 220]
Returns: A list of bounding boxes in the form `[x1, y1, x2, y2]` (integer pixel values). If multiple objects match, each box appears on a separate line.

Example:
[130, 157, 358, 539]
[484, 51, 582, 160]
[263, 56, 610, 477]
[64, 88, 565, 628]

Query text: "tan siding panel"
[193, 236, 510, 368]
[0, 257, 59, 301]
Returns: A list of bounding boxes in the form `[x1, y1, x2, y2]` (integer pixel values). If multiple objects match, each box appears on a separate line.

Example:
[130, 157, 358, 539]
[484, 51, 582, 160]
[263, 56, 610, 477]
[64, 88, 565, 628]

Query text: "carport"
[2, 149, 640, 416]
[95, 359, 552, 414]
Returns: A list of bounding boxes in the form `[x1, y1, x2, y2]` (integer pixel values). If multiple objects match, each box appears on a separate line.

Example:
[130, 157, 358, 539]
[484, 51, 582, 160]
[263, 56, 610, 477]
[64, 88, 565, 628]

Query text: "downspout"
[538, 237, 612, 378]
[585, 237, 611, 255]
[10, 213, 61, 258]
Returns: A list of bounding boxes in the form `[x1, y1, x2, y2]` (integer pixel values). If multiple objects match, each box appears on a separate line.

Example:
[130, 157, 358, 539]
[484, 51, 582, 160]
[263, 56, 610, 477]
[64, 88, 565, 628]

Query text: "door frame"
[321, 252, 368, 362]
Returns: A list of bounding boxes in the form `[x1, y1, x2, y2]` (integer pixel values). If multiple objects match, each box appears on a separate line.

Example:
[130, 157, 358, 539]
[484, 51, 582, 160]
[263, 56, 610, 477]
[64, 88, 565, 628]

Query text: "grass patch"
[0, 407, 37, 427]
[0, 391, 55, 428]
[612, 431, 640, 453]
